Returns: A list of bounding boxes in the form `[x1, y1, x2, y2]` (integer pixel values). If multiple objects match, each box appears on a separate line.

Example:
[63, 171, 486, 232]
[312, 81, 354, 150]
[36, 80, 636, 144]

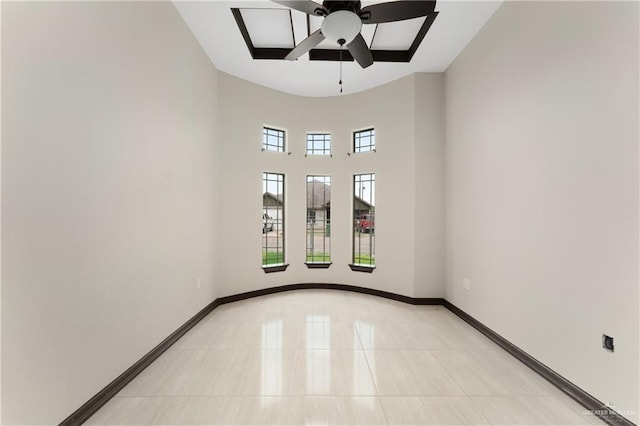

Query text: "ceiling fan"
[272, 1, 436, 68]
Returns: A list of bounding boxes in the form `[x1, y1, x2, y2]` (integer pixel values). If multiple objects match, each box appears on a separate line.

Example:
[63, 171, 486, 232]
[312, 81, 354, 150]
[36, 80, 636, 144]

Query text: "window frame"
[305, 175, 331, 268]
[350, 173, 375, 272]
[306, 132, 332, 156]
[262, 126, 286, 153]
[353, 128, 375, 153]
[262, 172, 288, 273]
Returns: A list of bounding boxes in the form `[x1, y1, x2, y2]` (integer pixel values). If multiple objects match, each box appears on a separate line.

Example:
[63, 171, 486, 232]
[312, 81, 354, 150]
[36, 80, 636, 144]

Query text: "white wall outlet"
[463, 278, 471, 290]
[196, 278, 201, 289]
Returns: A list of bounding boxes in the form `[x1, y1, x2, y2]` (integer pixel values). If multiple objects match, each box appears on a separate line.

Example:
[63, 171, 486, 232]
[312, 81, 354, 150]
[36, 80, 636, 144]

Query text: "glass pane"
[263, 127, 285, 152]
[353, 173, 375, 266]
[263, 172, 285, 266]
[307, 133, 331, 156]
[354, 128, 375, 153]
[307, 175, 331, 263]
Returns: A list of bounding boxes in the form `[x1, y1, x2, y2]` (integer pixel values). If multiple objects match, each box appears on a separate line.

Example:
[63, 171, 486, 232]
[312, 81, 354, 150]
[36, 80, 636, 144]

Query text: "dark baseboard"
[215, 282, 445, 306]
[443, 301, 636, 426]
[59, 299, 221, 426]
[60, 286, 635, 426]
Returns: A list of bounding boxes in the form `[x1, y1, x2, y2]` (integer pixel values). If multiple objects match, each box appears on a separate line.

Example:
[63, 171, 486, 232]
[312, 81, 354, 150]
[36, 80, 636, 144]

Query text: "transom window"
[306, 133, 331, 156]
[306, 176, 331, 266]
[263, 127, 285, 152]
[353, 128, 375, 153]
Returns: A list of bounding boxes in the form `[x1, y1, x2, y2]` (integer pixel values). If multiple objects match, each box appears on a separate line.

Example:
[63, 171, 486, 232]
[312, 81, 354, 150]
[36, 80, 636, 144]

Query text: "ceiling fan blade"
[347, 33, 373, 69]
[285, 29, 326, 60]
[271, 0, 327, 16]
[359, 1, 436, 24]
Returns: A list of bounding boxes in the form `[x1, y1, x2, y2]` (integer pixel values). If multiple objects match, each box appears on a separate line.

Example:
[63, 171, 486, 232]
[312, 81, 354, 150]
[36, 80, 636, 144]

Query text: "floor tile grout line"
[354, 322, 391, 426]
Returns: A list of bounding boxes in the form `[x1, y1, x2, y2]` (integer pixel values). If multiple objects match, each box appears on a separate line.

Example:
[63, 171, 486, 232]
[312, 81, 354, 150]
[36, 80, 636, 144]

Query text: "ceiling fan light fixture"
[321, 10, 362, 45]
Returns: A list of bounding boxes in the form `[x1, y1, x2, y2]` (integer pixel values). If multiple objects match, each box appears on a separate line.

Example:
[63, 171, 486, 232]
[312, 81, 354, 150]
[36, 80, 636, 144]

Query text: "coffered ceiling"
[173, 1, 502, 97]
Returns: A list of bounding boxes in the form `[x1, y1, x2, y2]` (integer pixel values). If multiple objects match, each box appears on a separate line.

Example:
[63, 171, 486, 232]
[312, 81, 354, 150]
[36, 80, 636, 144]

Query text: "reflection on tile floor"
[87, 290, 603, 425]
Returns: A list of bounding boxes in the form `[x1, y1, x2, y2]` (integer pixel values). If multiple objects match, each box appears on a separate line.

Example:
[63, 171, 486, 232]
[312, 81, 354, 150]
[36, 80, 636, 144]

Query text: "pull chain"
[339, 46, 343, 93]
[338, 38, 345, 94]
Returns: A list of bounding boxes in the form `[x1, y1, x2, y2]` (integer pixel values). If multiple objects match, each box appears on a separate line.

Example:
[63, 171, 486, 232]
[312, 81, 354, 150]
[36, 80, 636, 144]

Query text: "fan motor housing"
[323, 1, 361, 14]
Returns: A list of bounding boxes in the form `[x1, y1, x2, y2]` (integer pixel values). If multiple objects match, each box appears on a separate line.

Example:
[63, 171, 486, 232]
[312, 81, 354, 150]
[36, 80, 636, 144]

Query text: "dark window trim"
[262, 126, 286, 152]
[353, 128, 375, 153]
[262, 264, 289, 273]
[306, 175, 331, 264]
[306, 132, 332, 156]
[262, 172, 285, 268]
[232, 8, 439, 63]
[349, 264, 375, 273]
[305, 262, 332, 269]
[353, 173, 375, 267]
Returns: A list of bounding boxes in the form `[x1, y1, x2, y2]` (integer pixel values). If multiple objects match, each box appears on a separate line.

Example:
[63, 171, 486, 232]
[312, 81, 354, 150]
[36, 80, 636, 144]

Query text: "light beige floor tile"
[420, 321, 495, 350]
[92, 291, 603, 425]
[470, 396, 605, 425]
[289, 350, 377, 396]
[380, 396, 491, 425]
[356, 300, 422, 323]
[155, 396, 297, 425]
[298, 396, 388, 425]
[208, 298, 283, 323]
[150, 396, 227, 424]
[432, 349, 555, 396]
[84, 397, 170, 425]
[171, 320, 244, 350]
[409, 306, 462, 323]
[356, 322, 432, 350]
[117, 349, 217, 397]
[365, 350, 465, 396]
[301, 321, 362, 349]
[231, 320, 303, 349]
[202, 350, 296, 396]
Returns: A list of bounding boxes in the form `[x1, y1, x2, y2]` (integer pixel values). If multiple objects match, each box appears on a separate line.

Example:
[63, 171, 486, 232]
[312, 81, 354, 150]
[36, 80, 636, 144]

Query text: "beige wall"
[216, 72, 445, 299]
[414, 73, 446, 297]
[445, 1, 639, 420]
[1, 2, 219, 423]
[2, 0, 637, 423]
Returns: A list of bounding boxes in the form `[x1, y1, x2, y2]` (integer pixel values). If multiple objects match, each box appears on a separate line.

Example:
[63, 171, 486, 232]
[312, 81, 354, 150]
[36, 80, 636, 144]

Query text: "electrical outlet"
[463, 278, 471, 290]
[196, 278, 201, 289]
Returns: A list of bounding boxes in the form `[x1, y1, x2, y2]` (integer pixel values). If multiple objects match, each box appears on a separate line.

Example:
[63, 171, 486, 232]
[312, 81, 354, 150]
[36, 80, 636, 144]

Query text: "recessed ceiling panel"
[173, 1, 504, 97]
[371, 17, 426, 50]
[241, 8, 294, 48]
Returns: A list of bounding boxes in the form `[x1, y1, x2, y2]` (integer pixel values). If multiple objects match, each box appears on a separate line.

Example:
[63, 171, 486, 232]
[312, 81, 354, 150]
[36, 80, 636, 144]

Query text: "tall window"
[306, 176, 331, 267]
[307, 133, 331, 156]
[262, 173, 285, 269]
[353, 128, 375, 153]
[352, 173, 375, 269]
[263, 127, 285, 152]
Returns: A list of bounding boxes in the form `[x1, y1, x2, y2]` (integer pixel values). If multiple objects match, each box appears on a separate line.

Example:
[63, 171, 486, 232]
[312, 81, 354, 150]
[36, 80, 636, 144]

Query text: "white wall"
[216, 72, 445, 299]
[1, 2, 219, 423]
[445, 1, 639, 420]
[414, 74, 446, 297]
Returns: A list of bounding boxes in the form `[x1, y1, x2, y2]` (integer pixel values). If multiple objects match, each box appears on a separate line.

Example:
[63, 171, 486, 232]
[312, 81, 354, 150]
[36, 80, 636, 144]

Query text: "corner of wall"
[413, 73, 446, 298]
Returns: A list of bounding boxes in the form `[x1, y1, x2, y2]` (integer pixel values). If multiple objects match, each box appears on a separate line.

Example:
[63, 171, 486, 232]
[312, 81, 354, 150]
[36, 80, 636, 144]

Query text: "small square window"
[263, 127, 285, 152]
[306, 133, 331, 156]
[354, 128, 375, 153]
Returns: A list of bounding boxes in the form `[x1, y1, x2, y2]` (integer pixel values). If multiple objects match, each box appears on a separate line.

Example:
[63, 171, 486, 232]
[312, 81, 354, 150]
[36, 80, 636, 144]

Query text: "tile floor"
[87, 290, 603, 425]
